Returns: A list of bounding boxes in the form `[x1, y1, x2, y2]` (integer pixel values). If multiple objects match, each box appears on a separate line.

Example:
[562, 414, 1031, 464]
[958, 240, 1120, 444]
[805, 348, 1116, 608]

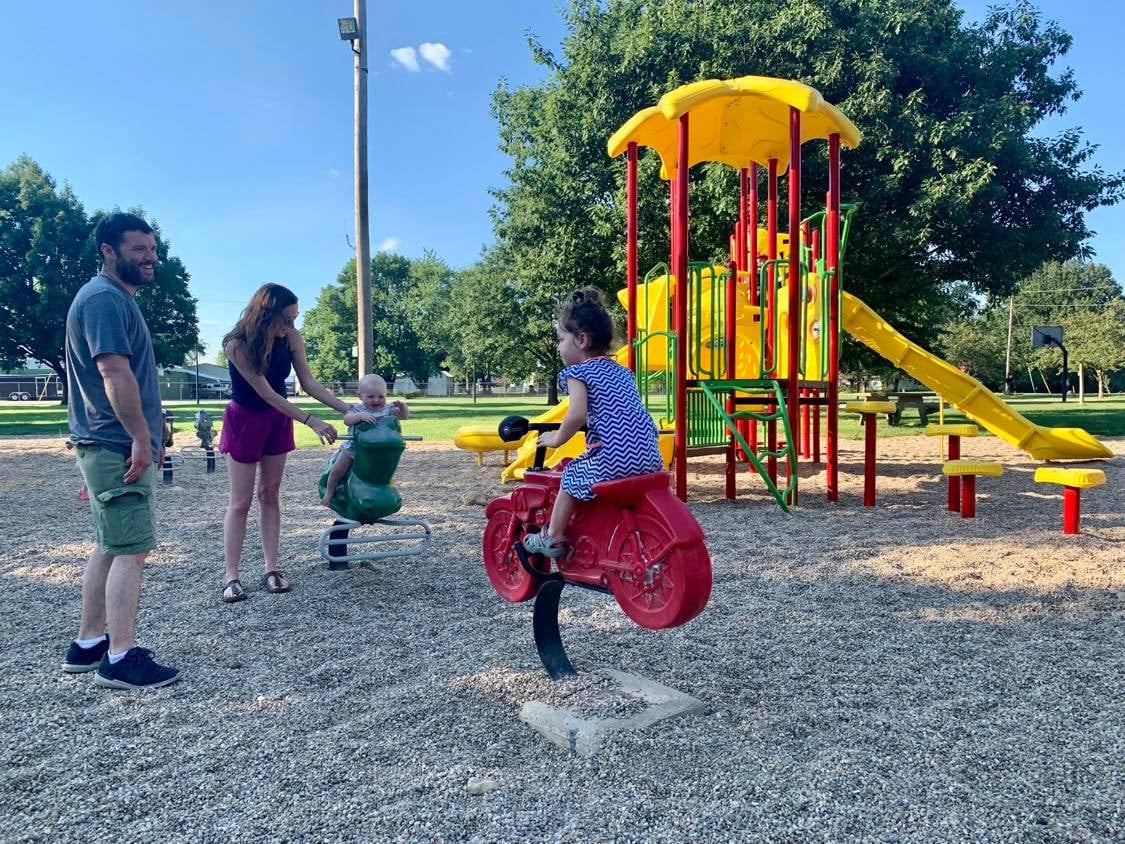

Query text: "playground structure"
[483, 416, 712, 678]
[457, 74, 1111, 512]
[317, 413, 432, 569]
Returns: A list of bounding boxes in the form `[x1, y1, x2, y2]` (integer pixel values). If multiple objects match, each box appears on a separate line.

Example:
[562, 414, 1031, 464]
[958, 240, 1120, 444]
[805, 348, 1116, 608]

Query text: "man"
[62, 211, 179, 689]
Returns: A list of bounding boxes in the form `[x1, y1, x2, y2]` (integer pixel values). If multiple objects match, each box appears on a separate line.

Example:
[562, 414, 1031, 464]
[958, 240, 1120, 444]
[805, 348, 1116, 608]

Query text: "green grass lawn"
[3, 393, 1122, 446]
[0, 396, 553, 446]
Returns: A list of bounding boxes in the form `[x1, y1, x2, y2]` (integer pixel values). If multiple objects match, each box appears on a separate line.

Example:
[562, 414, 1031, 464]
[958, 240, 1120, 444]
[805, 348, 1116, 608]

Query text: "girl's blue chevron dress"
[556, 356, 664, 501]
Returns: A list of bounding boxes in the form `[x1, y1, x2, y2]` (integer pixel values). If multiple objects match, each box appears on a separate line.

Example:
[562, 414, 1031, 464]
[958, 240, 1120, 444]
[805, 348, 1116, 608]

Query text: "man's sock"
[107, 650, 129, 664]
[75, 634, 108, 649]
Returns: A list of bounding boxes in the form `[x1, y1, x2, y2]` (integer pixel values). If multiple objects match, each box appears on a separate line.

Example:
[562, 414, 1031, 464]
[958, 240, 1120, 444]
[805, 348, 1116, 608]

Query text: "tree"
[937, 259, 1124, 395]
[490, 0, 1123, 371]
[302, 275, 356, 384]
[303, 252, 444, 385]
[0, 157, 200, 402]
[1015, 260, 1124, 396]
[441, 249, 560, 397]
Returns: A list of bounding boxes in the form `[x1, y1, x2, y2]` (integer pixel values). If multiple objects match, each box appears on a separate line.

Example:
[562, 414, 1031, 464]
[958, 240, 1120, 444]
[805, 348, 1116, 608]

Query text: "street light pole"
[351, 0, 373, 380]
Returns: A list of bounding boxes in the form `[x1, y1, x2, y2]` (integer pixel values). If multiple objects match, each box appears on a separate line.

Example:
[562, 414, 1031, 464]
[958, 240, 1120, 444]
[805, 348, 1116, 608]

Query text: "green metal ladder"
[697, 379, 797, 512]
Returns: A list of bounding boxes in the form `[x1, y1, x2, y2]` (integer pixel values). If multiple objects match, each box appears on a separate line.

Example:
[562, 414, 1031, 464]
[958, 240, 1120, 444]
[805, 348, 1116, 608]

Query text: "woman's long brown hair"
[222, 283, 298, 374]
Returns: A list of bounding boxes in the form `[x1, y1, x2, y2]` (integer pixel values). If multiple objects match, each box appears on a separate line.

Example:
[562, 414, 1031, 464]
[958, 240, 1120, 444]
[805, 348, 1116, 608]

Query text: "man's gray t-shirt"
[66, 274, 163, 457]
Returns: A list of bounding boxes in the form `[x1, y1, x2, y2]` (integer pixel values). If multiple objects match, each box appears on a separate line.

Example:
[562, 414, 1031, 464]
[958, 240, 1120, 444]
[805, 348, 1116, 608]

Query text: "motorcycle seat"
[590, 471, 671, 504]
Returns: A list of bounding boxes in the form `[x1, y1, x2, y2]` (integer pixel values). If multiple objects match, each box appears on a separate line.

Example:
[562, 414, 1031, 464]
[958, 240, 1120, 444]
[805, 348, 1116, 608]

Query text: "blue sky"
[1, 1, 1120, 361]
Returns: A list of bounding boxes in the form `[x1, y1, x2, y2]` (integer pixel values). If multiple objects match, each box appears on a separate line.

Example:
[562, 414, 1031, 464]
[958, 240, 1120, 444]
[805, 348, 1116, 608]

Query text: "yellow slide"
[843, 292, 1112, 461]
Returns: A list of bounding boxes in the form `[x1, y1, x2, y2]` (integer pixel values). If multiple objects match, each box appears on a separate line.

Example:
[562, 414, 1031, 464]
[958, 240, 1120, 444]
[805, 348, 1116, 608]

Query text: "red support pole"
[1063, 486, 1081, 534]
[767, 417, 778, 485]
[862, 412, 877, 507]
[961, 475, 976, 519]
[673, 114, 690, 502]
[812, 388, 821, 464]
[947, 435, 961, 512]
[626, 142, 638, 373]
[725, 259, 737, 501]
[826, 134, 841, 502]
[738, 168, 749, 277]
[749, 162, 760, 452]
[786, 108, 802, 506]
[766, 159, 778, 374]
[800, 387, 810, 457]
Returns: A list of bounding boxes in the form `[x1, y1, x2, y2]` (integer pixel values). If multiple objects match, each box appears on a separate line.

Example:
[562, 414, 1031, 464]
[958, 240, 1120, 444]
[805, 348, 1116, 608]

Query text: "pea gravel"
[0, 432, 1121, 843]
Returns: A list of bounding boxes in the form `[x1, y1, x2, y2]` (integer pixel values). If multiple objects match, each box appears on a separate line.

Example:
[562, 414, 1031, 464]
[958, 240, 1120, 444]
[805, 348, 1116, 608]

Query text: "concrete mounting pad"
[519, 669, 707, 757]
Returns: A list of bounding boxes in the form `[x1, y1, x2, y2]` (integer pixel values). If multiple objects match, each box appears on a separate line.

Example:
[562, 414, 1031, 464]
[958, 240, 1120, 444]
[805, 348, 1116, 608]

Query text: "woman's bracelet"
[303, 412, 312, 425]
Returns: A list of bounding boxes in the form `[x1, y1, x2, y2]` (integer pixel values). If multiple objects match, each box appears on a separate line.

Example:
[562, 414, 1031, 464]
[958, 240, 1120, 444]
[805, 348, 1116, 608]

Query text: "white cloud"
[389, 47, 419, 72]
[419, 42, 451, 71]
[378, 237, 400, 253]
[326, 167, 340, 179]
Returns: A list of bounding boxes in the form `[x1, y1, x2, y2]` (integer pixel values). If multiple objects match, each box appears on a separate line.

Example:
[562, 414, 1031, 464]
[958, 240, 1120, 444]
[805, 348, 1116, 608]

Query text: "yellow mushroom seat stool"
[1033, 467, 1107, 535]
[941, 459, 1002, 519]
[924, 423, 980, 512]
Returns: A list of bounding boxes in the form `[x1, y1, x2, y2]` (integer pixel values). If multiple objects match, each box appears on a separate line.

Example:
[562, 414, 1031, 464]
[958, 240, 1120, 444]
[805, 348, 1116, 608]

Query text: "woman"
[219, 283, 348, 603]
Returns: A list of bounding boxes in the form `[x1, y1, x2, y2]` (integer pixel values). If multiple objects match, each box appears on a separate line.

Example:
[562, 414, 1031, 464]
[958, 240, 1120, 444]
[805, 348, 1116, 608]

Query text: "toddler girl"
[522, 288, 663, 557]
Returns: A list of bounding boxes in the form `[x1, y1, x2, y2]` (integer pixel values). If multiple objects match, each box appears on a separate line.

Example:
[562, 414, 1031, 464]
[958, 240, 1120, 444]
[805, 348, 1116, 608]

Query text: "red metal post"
[863, 412, 877, 507]
[674, 114, 690, 502]
[725, 257, 737, 500]
[826, 134, 841, 502]
[961, 475, 977, 519]
[1063, 486, 1080, 534]
[626, 142, 638, 373]
[786, 108, 802, 505]
[766, 159, 778, 373]
[812, 388, 821, 463]
[947, 435, 961, 512]
[738, 168, 749, 277]
[749, 162, 760, 452]
[800, 387, 810, 457]
[767, 416, 778, 484]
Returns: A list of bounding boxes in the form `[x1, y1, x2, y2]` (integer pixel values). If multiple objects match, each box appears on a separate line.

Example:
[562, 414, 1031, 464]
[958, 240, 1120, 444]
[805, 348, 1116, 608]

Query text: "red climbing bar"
[626, 142, 638, 372]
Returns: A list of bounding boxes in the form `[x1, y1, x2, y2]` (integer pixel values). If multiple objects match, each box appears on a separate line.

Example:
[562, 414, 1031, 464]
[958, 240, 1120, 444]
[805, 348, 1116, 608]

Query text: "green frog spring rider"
[317, 415, 432, 569]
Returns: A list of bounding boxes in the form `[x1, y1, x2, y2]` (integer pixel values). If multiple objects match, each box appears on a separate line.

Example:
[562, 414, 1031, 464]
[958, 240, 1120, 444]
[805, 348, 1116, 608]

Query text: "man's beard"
[114, 250, 156, 287]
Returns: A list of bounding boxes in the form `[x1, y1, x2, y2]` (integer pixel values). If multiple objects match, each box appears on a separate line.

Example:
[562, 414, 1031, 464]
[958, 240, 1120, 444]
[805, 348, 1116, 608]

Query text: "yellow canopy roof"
[607, 76, 861, 178]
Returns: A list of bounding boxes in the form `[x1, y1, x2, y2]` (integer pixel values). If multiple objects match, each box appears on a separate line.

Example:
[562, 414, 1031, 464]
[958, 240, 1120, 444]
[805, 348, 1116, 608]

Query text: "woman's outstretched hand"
[308, 416, 337, 445]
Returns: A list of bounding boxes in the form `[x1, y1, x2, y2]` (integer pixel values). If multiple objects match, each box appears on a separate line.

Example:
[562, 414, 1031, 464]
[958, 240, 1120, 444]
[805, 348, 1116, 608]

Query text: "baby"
[320, 374, 410, 507]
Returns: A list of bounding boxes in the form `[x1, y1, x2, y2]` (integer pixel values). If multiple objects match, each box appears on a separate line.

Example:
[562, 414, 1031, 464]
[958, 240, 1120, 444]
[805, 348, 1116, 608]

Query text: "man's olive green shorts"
[75, 443, 157, 556]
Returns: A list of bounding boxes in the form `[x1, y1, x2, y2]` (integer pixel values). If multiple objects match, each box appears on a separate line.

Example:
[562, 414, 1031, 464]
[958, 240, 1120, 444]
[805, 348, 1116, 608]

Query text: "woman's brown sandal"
[222, 579, 247, 603]
[262, 570, 291, 594]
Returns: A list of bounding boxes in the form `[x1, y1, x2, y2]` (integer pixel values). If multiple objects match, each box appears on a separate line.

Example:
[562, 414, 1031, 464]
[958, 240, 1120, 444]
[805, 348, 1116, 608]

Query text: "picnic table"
[860, 391, 946, 426]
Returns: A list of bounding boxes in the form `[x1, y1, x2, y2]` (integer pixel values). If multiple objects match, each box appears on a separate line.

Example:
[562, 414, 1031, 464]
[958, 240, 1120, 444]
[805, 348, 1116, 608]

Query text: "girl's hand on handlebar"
[537, 431, 561, 448]
[308, 416, 337, 444]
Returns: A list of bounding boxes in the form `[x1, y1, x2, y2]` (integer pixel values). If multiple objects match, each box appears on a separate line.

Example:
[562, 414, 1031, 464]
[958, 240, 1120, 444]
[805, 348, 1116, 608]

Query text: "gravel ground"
[1, 431, 1122, 843]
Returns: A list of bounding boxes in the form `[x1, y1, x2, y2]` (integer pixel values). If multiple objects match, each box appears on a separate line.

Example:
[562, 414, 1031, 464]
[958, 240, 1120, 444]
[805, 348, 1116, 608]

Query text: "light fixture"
[337, 17, 359, 42]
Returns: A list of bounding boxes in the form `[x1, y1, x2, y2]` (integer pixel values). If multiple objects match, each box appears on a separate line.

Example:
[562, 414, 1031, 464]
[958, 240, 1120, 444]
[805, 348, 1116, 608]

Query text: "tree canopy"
[303, 252, 452, 384]
[489, 0, 1123, 364]
[0, 156, 200, 400]
[938, 260, 1124, 395]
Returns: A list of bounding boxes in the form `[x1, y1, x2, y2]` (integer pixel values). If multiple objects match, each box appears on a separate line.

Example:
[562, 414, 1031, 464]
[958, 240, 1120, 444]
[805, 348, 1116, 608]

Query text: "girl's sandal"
[222, 579, 247, 603]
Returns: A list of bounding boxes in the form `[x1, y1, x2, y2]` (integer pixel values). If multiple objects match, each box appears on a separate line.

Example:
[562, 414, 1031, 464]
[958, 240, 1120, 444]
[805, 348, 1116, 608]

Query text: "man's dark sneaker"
[94, 647, 180, 690]
[61, 637, 109, 674]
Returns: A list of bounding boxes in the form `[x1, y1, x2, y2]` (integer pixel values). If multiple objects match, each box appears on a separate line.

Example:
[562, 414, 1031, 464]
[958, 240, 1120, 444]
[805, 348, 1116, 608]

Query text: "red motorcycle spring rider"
[482, 416, 712, 678]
